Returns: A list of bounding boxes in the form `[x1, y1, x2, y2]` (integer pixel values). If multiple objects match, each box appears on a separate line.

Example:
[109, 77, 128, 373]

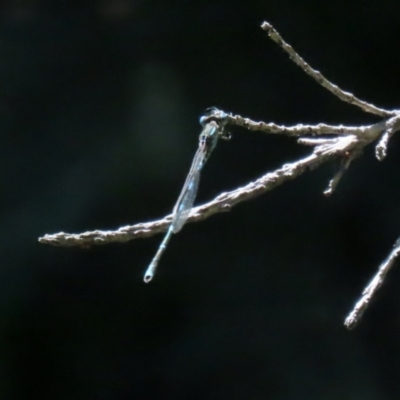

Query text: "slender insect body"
[143, 109, 229, 282]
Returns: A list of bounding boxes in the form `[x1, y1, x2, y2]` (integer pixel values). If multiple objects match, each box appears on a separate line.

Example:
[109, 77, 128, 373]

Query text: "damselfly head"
[199, 115, 208, 126]
[199, 108, 228, 127]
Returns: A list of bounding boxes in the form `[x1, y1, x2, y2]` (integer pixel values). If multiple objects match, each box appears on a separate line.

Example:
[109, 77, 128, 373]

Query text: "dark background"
[1, 0, 400, 399]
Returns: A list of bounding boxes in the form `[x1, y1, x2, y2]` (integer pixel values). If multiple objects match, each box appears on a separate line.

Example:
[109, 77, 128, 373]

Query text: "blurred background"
[1, 0, 400, 398]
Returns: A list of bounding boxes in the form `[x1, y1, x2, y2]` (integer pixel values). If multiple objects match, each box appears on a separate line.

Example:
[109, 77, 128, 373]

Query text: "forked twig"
[39, 21, 400, 326]
[38, 138, 355, 247]
[38, 115, 388, 247]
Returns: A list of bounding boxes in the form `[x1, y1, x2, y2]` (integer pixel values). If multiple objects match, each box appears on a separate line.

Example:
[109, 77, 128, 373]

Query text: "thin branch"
[298, 137, 341, 146]
[223, 114, 371, 137]
[375, 114, 400, 160]
[37, 150, 346, 247]
[261, 21, 396, 118]
[345, 237, 400, 330]
[39, 115, 389, 248]
[222, 111, 397, 144]
[38, 20, 400, 323]
[323, 150, 360, 196]
[376, 130, 392, 161]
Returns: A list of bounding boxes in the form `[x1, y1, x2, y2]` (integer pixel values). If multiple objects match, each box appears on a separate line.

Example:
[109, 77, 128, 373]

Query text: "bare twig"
[223, 114, 371, 137]
[375, 114, 400, 160]
[39, 20, 400, 320]
[376, 130, 392, 161]
[261, 21, 395, 118]
[37, 148, 347, 247]
[323, 150, 360, 196]
[345, 237, 400, 330]
[39, 116, 389, 248]
[298, 137, 341, 146]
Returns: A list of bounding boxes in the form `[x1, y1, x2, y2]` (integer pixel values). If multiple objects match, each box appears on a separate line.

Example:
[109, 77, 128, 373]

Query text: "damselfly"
[144, 109, 230, 282]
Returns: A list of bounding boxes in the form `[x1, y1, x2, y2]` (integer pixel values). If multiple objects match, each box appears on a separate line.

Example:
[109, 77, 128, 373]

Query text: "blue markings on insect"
[143, 108, 230, 283]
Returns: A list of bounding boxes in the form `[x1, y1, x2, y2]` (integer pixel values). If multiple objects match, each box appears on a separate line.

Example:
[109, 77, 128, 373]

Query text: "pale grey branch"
[375, 114, 400, 160]
[223, 114, 370, 137]
[345, 237, 400, 330]
[298, 137, 341, 146]
[39, 116, 390, 248]
[261, 21, 395, 118]
[37, 150, 344, 247]
[38, 20, 400, 325]
[323, 150, 359, 196]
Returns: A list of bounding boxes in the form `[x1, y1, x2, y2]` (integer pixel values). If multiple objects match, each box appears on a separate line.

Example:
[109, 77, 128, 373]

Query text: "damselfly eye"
[199, 116, 207, 126]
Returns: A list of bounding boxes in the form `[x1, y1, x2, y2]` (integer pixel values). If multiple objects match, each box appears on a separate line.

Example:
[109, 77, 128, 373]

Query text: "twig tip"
[261, 21, 272, 30]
